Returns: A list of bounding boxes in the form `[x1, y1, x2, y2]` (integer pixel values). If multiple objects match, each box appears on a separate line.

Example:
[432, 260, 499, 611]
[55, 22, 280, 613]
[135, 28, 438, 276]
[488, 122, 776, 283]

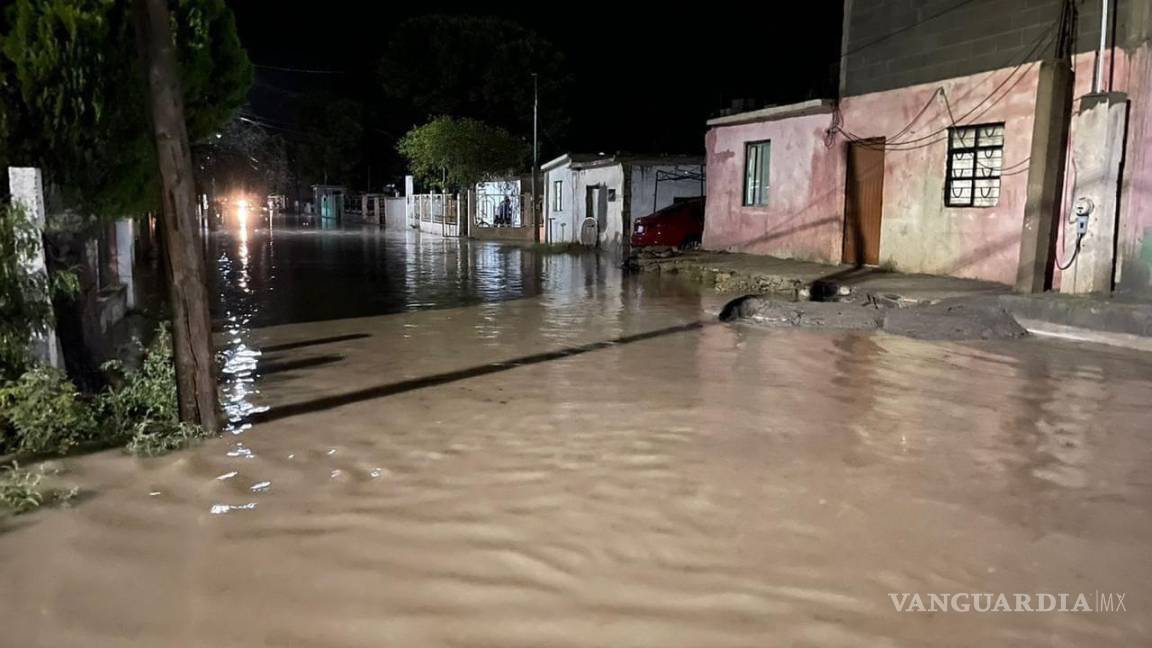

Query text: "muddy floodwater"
[3, 215, 1152, 647]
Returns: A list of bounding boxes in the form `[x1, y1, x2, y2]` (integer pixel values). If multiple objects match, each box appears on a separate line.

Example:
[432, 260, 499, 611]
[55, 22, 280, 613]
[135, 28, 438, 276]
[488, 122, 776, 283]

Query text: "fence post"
[8, 167, 63, 368]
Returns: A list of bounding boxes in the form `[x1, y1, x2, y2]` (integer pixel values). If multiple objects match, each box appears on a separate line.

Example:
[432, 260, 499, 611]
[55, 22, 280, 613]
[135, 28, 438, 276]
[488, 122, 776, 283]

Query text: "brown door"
[842, 139, 885, 266]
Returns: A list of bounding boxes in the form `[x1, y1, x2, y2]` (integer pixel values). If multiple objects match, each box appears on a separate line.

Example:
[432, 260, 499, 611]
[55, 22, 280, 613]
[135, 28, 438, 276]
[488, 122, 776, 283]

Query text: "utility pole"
[1014, 0, 1076, 292]
[135, 0, 221, 432]
[532, 73, 540, 242]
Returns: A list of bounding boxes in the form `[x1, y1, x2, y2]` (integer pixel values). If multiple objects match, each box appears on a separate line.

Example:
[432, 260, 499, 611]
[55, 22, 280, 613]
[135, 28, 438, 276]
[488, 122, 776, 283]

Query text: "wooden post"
[135, 0, 220, 432]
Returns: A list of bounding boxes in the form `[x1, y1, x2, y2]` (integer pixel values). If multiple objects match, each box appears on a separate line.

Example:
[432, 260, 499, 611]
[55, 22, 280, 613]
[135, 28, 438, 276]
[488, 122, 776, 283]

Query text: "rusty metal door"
[842, 139, 885, 266]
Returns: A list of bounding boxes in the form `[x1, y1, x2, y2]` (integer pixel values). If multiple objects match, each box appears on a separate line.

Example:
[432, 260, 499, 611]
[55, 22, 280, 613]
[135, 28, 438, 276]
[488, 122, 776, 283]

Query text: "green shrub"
[125, 420, 209, 457]
[0, 367, 99, 456]
[100, 326, 210, 457]
[1, 325, 212, 460]
[100, 328, 181, 436]
[0, 462, 78, 515]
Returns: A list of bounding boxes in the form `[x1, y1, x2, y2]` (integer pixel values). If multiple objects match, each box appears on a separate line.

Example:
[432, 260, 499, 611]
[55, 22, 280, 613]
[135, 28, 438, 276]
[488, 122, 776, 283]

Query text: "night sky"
[227, 2, 844, 186]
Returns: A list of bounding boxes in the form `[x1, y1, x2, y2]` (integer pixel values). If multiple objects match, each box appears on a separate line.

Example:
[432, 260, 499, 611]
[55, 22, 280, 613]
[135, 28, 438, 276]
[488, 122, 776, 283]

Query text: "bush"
[0, 462, 77, 515]
[0, 367, 99, 456]
[1, 325, 212, 460]
[100, 328, 181, 436]
[125, 420, 209, 458]
[100, 326, 210, 457]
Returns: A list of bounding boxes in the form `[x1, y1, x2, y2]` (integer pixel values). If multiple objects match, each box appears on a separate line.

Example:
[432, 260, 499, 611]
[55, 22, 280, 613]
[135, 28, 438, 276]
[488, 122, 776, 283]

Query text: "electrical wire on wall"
[828, 14, 1063, 153]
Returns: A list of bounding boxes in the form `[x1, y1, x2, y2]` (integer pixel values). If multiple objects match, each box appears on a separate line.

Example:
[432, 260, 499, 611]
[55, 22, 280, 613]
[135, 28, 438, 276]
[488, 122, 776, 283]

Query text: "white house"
[542, 154, 705, 251]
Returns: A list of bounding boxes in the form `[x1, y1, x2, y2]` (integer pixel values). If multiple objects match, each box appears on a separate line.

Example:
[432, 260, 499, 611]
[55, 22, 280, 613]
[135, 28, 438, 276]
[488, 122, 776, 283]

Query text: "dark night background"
[227, 2, 844, 190]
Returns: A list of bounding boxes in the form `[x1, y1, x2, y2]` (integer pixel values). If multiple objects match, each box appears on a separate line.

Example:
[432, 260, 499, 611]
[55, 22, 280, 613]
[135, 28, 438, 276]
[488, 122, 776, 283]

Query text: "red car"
[631, 198, 705, 249]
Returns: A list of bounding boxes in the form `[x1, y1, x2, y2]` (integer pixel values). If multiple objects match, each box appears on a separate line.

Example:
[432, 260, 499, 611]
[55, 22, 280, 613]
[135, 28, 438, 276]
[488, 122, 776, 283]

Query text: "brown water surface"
[2, 220, 1150, 647]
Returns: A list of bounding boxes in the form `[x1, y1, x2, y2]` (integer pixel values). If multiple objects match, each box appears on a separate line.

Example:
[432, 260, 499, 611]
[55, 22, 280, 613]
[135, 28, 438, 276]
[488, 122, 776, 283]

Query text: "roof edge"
[706, 99, 834, 128]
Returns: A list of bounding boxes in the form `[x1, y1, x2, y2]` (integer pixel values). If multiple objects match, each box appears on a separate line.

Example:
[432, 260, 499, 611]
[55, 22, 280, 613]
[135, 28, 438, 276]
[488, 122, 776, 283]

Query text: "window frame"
[743, 140, 771, 207]
[945, 123, 1005, 208]
[552, 179, 563, 211]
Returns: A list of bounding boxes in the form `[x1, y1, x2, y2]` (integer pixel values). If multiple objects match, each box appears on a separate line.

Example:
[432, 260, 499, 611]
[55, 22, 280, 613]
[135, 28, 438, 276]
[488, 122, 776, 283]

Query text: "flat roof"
[706, 99, 834, 127]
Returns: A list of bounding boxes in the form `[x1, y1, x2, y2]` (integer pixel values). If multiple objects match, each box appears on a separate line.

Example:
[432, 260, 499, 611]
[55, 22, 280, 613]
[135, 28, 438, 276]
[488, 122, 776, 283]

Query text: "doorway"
[842, 139, 885, 266]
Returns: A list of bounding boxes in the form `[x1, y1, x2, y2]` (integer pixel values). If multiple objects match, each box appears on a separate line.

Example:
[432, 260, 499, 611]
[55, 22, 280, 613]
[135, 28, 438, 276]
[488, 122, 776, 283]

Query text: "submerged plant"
[101, 327, 211, 457]
[125, 420, 210, 458]
[100, 327, 181, 438]
[0, 462, 78, 515]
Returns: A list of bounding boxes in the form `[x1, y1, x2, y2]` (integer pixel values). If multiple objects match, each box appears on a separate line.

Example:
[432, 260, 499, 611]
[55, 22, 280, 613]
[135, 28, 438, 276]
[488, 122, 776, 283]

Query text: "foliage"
[289, 93, 365, 188]
[100, 326, 210, 457]
[379, 15, 571, 141]
[194, 114, 290, 198]
[0, 0, 252, 217]
[0, 202, 78, 381]
[398, 116, 529, 191]
[0, 325, 210, 460]
[125, 419, 208, 457]
[0, 366, 98, 456]
[0, 462, 78, 515]
[100, 327, 180, 438]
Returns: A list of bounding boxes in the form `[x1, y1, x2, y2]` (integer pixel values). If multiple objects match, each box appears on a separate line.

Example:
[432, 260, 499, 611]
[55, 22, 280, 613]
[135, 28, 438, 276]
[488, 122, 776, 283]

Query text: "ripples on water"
[1, 215, 1150, 646]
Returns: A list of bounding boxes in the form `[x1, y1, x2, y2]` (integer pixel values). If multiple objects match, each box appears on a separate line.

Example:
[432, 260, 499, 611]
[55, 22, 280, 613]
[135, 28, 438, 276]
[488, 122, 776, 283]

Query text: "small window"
[553, 180, 563, 211]
[743, 141, 771, 206]
[946, 123, 1004, 207]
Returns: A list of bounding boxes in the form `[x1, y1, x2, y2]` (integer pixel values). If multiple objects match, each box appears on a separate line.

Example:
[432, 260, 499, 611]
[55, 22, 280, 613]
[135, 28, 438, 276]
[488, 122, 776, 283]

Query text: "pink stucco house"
[704, 0, 1152, 296]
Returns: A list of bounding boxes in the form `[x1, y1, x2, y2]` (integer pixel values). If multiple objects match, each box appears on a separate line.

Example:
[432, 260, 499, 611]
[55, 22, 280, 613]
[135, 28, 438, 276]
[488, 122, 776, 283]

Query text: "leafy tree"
[379, 15, 571, 141]
[398, 116, 529, 191]
[0, 0, 252, 217]
[291, 94, 365, 188]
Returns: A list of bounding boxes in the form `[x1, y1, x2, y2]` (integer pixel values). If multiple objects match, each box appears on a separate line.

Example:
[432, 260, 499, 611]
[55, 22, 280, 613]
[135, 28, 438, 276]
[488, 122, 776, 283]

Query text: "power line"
[840, 0, 985, 59]
[835, 18, 1058, 152]
[254, 63, 353, 75]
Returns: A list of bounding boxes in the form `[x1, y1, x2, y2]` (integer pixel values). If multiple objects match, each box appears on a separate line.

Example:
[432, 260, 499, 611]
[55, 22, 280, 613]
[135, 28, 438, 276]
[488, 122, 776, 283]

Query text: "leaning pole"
[134, 0, 221, 432]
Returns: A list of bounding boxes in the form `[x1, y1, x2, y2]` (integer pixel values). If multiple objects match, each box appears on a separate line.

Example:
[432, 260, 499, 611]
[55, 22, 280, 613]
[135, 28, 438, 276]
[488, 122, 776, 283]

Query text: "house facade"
[543, 154, 705, 251]
[704, 0, 1152, 295]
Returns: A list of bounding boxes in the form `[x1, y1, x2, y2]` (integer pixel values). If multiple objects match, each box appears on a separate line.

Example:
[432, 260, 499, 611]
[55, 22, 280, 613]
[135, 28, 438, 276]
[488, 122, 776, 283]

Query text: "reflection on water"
[1, 217, 1151, 646]
[208, 213, 553, 329]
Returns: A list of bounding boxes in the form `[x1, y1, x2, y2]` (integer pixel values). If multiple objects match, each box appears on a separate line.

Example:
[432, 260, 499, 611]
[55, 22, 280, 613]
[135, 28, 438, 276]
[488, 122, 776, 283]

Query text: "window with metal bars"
[945, 123, 1004, 208]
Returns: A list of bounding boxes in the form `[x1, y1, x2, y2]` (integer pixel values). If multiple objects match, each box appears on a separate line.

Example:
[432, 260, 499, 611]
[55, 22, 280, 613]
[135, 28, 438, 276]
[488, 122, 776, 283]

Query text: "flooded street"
[3, 217, 1152, 647]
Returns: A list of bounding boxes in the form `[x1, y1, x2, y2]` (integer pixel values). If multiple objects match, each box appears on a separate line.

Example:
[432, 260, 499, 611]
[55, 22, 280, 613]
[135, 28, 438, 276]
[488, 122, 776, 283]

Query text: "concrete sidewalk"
[632, 249, 1152, 346]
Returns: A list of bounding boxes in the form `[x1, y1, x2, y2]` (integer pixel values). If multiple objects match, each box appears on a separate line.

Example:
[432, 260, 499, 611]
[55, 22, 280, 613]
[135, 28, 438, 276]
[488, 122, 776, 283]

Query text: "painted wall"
[545, 164, 578, 244]
[629, 165, 706, 219]
[841, 64, 1042, 283]
[575, 164, 627, 251]
[703, 111, 846, 264]
[1048, 44, 1152, 295]
[1112, 44, 1152, 296]
[708, 43, 1152, 288]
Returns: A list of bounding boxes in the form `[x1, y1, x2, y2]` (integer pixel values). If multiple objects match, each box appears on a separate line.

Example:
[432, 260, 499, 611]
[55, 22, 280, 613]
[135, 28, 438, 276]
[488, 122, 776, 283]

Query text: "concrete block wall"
[842, 0, 1133, 98]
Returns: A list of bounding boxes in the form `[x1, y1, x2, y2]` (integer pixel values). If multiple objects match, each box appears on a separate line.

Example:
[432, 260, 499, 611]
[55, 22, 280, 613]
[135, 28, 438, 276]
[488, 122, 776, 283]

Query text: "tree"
[0, 0, 252, 217]
[379, 16, 571, 142]
[290, 93, 365, 189]
[398, 116, 529, 191]
[135, 0, 219, 432]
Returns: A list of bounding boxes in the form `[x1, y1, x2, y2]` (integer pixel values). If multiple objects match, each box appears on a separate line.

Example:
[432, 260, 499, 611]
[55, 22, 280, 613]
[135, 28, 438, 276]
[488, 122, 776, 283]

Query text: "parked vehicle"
[630, 198, 705, 249]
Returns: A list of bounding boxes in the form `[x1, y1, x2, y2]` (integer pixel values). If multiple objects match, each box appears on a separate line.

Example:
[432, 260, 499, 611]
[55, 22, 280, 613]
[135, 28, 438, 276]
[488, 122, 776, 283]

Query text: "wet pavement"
[2, 214, 1152, 647]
